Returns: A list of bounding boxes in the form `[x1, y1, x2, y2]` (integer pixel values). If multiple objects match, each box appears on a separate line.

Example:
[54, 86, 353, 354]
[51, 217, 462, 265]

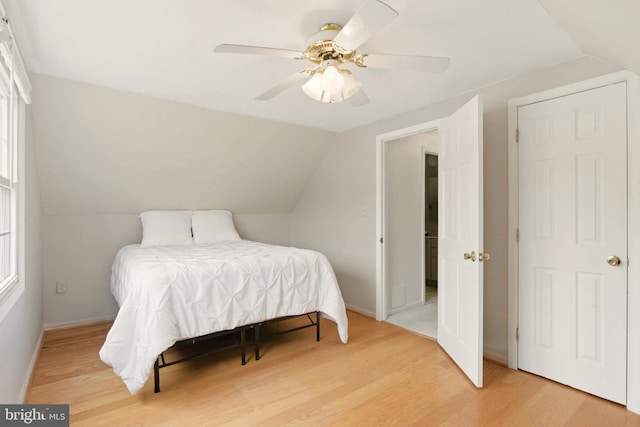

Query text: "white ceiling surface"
[2, 0, 586, 132]
[537, 0, 640, 77]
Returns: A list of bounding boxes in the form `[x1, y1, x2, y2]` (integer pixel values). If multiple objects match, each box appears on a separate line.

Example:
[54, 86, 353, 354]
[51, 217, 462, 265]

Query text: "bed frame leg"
[154, 358, 160, 393]
[240, 327, 246, 365]
[316, 311, 321, 342]
[255, 323, 261, 361]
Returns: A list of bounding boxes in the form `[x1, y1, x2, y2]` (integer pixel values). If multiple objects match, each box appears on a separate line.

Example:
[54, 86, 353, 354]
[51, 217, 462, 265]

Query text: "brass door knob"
[464, 251, 476, 262]
[607, 255, 621, 266]
[479, 252, 491, 262]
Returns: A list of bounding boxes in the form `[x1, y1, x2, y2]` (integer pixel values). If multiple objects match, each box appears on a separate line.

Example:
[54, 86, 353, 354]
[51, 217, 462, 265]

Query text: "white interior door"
[437, 95, 484, 387]
[517, 82, 627, 404]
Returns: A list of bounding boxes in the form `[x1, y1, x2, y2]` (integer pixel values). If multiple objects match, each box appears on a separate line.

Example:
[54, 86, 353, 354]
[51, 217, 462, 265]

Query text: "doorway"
[377, 96, 485, 388]
[383, 131, 439, 338]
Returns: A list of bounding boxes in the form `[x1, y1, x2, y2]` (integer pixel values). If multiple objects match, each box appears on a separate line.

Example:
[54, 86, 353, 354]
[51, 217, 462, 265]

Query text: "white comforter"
[99, 240, 349, 394]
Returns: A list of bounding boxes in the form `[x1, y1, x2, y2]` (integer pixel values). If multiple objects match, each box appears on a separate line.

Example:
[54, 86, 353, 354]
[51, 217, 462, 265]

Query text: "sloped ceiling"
[4, 0, 585, 132]
[11, 1, 637, 217]
[538, 0, 640, 76]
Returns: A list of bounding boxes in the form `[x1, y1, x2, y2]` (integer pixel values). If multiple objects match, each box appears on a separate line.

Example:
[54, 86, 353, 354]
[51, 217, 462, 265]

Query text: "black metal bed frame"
[153, 326, 247, 393]
[152, 311, 320, 393]
[254, 311, 320, 361]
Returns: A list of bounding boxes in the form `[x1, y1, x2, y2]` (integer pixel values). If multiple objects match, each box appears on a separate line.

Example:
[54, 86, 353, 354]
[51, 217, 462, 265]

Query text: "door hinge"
[380, 237, 384, 244]
[515, 128, 519, 143]
[516, 228, 520, 243]
[516, 327, 519, 341]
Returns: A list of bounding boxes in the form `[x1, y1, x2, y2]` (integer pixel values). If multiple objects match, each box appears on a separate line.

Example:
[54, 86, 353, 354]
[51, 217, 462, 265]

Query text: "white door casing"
[517, 83, 627, 404]
[437, 95, 484, 388]
[377, 120, 441, 321]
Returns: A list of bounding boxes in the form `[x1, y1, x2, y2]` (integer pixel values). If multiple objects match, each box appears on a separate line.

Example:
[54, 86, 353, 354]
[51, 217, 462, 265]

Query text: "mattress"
[99, 240, 349, 394]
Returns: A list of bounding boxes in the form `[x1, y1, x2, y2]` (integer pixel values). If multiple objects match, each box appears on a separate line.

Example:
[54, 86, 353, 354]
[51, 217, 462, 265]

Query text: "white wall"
[290, 56, 619, 358]
[41, 212, 291, 328]
[30, 74, 335, 216]
[0, 106, 43, 403]
[30, 74, 335, 327]
[385, 132, 437, 311]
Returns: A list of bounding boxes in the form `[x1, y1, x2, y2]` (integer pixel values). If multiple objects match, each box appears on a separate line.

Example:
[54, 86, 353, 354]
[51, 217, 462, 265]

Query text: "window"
[0, 13, 31, 319]
[0, 59, 19, 305]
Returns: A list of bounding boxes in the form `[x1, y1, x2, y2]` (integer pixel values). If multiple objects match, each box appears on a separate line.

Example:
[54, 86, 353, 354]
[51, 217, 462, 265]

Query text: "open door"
[437, 95, 484, 387]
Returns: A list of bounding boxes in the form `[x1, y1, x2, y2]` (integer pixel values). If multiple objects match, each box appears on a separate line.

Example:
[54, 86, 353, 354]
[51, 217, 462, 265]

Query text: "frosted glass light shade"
[302, 66, 362, 104]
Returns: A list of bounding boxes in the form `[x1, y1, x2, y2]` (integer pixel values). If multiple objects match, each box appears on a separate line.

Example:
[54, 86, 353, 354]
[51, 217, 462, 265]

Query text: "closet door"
[517, 82, 627, 404]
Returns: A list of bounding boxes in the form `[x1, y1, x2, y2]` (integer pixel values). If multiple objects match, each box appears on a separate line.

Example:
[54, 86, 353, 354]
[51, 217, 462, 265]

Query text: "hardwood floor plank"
[25, 311, 640, 426]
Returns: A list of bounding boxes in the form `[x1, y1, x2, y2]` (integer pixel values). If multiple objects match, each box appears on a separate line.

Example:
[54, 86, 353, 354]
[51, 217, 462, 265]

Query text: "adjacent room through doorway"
[424, 153, 438, 304]
[384, 130, 438, 339]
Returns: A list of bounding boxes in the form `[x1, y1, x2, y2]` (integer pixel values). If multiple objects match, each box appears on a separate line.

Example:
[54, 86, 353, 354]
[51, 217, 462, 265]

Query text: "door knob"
[607, 255, 621, 266]
[464, 251, 476, 262]
[479, 252, 491, 262]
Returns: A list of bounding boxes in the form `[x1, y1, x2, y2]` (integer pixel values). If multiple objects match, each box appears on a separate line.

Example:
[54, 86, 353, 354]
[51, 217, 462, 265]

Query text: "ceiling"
[0, 0, 627, 132]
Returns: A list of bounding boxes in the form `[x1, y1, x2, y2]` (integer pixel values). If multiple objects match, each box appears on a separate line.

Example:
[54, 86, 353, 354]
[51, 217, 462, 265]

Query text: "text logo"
[0, 405, 69, 426]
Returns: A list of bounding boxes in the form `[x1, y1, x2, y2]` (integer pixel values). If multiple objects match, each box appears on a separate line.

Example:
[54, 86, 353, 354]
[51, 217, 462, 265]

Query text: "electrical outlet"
[55, 281, 66, 294]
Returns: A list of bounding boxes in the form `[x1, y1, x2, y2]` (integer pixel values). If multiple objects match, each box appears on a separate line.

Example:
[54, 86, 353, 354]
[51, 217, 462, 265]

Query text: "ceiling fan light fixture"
[339, 69, 362, 100]
[215, 0, 450, 106]
[321, 65, 344, 92]
[302, 62, 362, 104]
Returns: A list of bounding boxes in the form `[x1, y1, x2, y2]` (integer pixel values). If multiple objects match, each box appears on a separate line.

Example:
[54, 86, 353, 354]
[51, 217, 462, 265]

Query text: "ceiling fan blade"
[363, 54, 451, 73]
[333, 0, 398, 52]
[349, 88, 370, 107]
[214, 44, 302, 59]
[255, 70, 312, 101]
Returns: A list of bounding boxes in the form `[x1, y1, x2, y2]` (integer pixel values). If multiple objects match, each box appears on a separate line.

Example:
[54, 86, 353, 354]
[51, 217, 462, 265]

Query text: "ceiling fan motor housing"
[304, 23, 356, 64]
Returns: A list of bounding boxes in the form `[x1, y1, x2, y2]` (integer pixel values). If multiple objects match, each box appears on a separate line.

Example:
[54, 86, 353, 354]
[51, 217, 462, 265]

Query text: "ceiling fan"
[213, 0, 450, 106]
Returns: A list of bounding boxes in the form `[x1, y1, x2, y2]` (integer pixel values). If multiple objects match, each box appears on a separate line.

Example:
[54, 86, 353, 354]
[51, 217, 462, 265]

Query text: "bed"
[99, 210, 349, 394]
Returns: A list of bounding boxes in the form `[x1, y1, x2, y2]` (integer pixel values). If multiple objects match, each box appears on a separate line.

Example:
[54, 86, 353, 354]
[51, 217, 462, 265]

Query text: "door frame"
[507, 70, 640, 413]
[376, 119, 441, 321]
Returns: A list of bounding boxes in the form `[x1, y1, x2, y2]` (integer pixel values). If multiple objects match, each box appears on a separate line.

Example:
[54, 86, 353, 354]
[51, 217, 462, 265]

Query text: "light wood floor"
[27, 311, 640, 426]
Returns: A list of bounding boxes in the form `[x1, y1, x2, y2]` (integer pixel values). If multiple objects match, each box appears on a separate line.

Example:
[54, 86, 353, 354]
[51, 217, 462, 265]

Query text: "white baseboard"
[483, 348, 508, 366]
[44, 314, 116, 331]
[345, 303, 376, 319]
[19, 326, 44, 403]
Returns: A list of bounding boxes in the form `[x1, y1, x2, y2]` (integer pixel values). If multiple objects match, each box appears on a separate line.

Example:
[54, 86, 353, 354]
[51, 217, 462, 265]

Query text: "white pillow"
[140, 211, 194, 247]
[192, 210, 241, 244]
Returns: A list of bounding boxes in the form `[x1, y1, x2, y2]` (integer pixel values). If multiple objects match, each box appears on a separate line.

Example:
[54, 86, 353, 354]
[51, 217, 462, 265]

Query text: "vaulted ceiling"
[3, 0, 636, 132]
